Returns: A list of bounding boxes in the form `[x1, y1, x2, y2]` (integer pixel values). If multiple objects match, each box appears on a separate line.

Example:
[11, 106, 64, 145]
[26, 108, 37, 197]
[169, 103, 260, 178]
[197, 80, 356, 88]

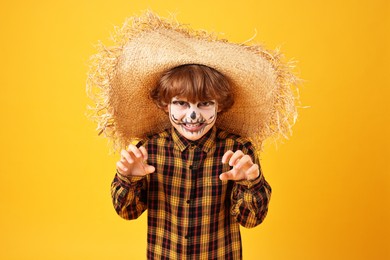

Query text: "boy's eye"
[198, 101, 215, 107]
[172, 100, 188, 107]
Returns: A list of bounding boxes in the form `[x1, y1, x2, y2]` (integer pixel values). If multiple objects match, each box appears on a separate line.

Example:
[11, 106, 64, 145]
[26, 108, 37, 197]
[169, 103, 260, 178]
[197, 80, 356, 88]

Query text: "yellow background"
[0, 0, 389, 259]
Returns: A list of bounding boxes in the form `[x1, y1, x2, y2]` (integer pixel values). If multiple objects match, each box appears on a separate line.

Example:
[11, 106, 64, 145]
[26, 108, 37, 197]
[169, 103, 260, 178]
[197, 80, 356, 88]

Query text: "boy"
[87, 11, 297, 260]
[112, 64, 271, 259]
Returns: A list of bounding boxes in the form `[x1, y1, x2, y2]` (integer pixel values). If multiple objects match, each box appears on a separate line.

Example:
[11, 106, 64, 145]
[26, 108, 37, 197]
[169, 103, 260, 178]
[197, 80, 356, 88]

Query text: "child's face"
[167, 97, 218, 141]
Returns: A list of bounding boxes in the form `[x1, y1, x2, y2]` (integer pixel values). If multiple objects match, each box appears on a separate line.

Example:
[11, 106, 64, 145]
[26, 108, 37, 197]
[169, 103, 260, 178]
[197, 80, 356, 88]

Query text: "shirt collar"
[172, 126, 216, 153]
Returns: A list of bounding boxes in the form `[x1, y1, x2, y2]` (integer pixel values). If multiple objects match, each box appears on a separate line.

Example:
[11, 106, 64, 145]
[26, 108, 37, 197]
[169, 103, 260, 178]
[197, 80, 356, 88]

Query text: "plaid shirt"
[111, 127, 271, 259]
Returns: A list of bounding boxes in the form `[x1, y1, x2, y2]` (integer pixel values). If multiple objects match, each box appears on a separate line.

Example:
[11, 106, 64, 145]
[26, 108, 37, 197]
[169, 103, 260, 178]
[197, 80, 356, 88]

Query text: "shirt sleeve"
[111, 171, 148, 220]
[230, 144, 272, 228]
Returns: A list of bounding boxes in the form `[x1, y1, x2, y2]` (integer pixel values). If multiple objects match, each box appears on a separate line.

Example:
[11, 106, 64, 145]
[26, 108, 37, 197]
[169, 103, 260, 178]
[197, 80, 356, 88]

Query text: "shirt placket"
[184, 143, 199, 259]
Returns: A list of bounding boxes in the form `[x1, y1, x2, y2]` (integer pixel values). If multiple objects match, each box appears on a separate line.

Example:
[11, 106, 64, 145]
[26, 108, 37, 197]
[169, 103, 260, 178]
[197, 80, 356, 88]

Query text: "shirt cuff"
[235, 174, 262, 189]
[116, 170, 146, 185]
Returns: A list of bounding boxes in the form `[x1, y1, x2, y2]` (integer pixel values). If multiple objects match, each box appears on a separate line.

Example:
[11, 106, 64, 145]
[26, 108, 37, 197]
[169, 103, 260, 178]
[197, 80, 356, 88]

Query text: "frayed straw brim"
[87, 11, 299, 152]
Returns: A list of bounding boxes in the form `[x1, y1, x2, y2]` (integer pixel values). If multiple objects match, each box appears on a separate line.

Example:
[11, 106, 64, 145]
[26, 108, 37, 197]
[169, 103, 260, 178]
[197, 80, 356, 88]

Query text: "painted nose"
[190, 111, 196, 120]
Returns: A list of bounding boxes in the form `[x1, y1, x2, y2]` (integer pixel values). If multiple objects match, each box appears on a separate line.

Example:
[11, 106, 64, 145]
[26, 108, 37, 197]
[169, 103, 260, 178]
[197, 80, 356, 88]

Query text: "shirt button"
[186, 200, 190, 204]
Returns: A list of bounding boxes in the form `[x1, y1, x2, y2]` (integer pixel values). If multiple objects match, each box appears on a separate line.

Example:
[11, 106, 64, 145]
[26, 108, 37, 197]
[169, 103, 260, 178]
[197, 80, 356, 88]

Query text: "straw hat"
[87, 11, 299, 151]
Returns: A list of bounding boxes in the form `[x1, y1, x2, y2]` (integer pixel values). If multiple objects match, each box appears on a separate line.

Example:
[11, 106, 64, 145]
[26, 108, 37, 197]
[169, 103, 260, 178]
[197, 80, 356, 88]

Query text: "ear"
[157, 104, 169, 113]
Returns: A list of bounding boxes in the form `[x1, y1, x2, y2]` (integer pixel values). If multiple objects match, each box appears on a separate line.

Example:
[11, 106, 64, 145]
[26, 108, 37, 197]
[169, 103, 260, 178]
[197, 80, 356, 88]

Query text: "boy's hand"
[116, 144, 155, 177]
[220, 150, 259, 181]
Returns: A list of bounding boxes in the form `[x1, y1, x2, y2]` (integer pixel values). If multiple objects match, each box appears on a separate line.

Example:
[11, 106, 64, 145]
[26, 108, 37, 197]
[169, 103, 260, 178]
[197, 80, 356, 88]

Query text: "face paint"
[190, 111, 196, 120]
[168, 97, 217, 141]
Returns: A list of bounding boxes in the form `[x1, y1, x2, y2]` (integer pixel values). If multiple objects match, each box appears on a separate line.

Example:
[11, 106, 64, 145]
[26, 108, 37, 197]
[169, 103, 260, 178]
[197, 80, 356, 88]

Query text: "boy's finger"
[222, 150, 234, 164]
[139, 146, 148, 160]
[229, 150, 244, 166]
[116, 161, 128, 173]
[144, 165, 156, 175]
[219, 170, 235, 181]
[234, 155, 252, 170]
[121, 149, 133, 164]
[128, 144, 142, 158]
[245, 164, 259, 180]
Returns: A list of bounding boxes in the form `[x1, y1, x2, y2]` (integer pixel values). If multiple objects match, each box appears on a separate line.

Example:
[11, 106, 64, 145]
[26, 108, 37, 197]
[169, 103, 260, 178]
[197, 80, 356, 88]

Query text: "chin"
[176, 125, 213, 141]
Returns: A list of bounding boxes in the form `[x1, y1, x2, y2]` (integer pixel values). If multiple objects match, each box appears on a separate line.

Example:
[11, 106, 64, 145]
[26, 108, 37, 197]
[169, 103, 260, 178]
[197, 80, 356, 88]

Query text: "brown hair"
[150, 64, 234, 112]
